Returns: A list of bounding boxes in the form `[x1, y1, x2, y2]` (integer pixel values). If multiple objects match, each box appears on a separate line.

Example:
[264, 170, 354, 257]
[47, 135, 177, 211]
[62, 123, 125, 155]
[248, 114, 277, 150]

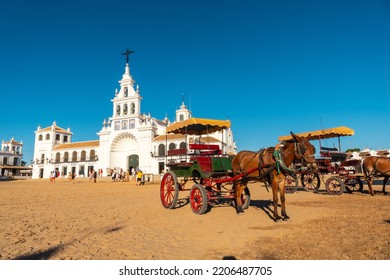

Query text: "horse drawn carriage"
[324, 159, 364, 195]
[279, 126, 355, 194]
[160, 118, 252, 214]
[160, 118, 318, 221]
[326, 156, 390, 196]
[279, 126, 390, 196]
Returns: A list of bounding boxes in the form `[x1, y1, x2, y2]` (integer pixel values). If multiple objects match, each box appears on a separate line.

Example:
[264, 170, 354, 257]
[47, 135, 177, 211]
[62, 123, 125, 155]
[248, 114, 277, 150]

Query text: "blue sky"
[1, 0, 390, 163]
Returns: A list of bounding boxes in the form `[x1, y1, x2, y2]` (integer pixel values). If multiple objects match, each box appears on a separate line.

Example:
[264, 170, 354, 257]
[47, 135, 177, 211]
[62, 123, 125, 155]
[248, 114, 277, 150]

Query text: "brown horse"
[362, 156, 390, 196]
[231, 132, 318, 221]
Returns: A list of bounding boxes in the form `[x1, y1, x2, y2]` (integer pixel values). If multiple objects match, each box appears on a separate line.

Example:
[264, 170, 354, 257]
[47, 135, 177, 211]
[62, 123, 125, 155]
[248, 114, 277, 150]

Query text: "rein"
[273, 149, 296, 174]
[273, 141, 314, 174]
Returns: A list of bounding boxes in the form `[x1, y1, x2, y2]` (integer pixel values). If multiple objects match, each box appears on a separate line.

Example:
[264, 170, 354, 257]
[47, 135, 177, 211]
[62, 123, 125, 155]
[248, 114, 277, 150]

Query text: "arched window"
[72, 151, 77, 162]
[179, 142, 187, 149]
[38, 134, 43, 141]
[130, 102, 135, 114]
[55, 152, 60, 163]
[55, 134, 60, 141]
[89, 150, 96, 161]
[124, 86, 128, 97]
[179, 114, 184, 121]
[80, 150, 86, 161]
[63, 135, 68, 143]
[64, 152, 69, 162]
[114, 121, 120, 130]
[45, 133, 50, 140]
[169, 143, 176, 151]
[158, 144, 166, 156]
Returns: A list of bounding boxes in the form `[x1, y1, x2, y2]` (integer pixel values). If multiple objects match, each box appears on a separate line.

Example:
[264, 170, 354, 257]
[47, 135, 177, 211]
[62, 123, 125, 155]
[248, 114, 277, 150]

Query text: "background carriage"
[278, 126, 356, 194]
[324, 159, 364, 195]
[160, 118, 252, 214]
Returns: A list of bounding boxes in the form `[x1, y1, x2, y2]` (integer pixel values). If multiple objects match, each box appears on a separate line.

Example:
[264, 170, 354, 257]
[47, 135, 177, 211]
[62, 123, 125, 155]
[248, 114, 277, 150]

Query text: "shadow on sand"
[249, 199, 275, 221]
[12, 223, 126, 260]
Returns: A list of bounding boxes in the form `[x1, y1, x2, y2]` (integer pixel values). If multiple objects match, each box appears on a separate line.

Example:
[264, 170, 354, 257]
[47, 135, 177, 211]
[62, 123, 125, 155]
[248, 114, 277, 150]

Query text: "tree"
[345, 148, 360, 153]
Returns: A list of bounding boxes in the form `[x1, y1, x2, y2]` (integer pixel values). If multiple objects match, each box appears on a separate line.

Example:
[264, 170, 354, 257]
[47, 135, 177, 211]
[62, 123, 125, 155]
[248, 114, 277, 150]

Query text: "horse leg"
[271, 178, 281, 222]
[279, 176, 290, 221]
[367, 176, 374, 196]
[383, 176, 389, 195]
[234, 181, 246, 215]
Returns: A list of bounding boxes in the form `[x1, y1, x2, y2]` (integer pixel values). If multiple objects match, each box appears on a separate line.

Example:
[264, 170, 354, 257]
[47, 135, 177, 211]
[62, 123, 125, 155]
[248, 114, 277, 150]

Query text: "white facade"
[1, 137, 26, 178]
[32, 59, 237, 179]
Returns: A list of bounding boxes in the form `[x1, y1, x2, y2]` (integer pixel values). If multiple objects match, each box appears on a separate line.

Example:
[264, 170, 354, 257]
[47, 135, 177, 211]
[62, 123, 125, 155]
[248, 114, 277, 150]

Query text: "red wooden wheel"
[325, 176, 344, 195]
[285, 174, 298, 193]
[301, 173, 321, 191]
[160, 171, 179, 209]
[189, 184, 209, 214]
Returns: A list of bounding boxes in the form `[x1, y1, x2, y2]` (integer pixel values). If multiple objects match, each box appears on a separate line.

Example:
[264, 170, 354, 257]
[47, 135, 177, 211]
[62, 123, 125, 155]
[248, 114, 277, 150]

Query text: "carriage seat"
[320, 147, 339, 157]
[167, 148, 187, 156]
[189, 144, 221, 155]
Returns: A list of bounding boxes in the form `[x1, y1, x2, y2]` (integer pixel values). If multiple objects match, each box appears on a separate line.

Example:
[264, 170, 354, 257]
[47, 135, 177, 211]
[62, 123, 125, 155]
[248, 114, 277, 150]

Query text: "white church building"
[32, 54, 237, 179]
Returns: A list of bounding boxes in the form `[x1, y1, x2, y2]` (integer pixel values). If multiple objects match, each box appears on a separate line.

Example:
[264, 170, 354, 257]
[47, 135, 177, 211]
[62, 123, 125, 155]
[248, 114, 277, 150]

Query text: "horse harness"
[365, 157, 390, 177]
[236, 141, 312, 190]
[259, 141, 311, 176]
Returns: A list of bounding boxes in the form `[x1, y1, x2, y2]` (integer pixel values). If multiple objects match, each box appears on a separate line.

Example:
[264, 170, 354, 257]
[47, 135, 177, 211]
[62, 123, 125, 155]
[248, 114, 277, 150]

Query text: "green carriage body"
[167, 155, 233, 179]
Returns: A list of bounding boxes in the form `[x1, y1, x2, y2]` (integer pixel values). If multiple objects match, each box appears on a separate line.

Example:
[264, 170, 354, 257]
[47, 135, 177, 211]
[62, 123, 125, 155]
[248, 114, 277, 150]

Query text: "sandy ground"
[0, 176, 389, 260]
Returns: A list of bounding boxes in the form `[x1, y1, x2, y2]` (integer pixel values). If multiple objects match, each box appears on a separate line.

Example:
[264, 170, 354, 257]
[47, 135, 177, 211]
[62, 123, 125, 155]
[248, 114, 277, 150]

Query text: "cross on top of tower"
[121, 48, 134, 64]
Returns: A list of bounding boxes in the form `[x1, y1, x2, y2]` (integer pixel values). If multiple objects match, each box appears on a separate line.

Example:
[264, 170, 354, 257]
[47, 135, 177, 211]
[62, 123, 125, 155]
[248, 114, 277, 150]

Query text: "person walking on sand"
[131, 168, 137, 183]
[89, 170, 94, 182]
[71, 172, 76, 184]
[93, 169, 97, 183]
[50, 171, 56, 183]
[136, 170, 143, 185]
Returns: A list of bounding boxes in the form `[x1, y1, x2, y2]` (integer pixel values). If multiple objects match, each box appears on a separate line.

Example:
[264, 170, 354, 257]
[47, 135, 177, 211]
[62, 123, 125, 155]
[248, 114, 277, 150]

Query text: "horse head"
[290, 132, 318, 172]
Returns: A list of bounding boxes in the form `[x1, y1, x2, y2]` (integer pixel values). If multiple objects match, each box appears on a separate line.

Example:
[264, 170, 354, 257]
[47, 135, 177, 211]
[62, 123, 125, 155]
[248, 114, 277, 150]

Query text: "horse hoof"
[283, 217, 290, 222]
[237, 210, 245, 215]
[274, 217, 282, 222]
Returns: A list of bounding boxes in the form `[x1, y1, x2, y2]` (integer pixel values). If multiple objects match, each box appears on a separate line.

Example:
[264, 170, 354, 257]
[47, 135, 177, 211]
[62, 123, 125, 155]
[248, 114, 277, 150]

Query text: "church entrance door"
[128, 154, 139, 172]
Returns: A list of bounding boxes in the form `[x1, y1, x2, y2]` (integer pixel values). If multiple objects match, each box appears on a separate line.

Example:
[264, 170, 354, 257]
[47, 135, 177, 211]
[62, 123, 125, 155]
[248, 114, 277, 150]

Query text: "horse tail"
[362, 158, 368, 182]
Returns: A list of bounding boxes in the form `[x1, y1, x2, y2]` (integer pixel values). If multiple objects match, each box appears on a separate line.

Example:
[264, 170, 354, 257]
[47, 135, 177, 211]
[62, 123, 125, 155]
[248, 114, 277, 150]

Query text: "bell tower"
[176, 100, 191, 122]
[111, 49, 142, 120]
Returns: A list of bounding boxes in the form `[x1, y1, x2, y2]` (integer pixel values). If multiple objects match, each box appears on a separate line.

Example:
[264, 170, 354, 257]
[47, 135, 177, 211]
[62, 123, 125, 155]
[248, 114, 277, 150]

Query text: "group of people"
[109, 167, 146, 185]
[110, 168, 128, 182]
[50, 169, 100, 184]
[49, 167, 149, 185]
[129, 166, 146, 185]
